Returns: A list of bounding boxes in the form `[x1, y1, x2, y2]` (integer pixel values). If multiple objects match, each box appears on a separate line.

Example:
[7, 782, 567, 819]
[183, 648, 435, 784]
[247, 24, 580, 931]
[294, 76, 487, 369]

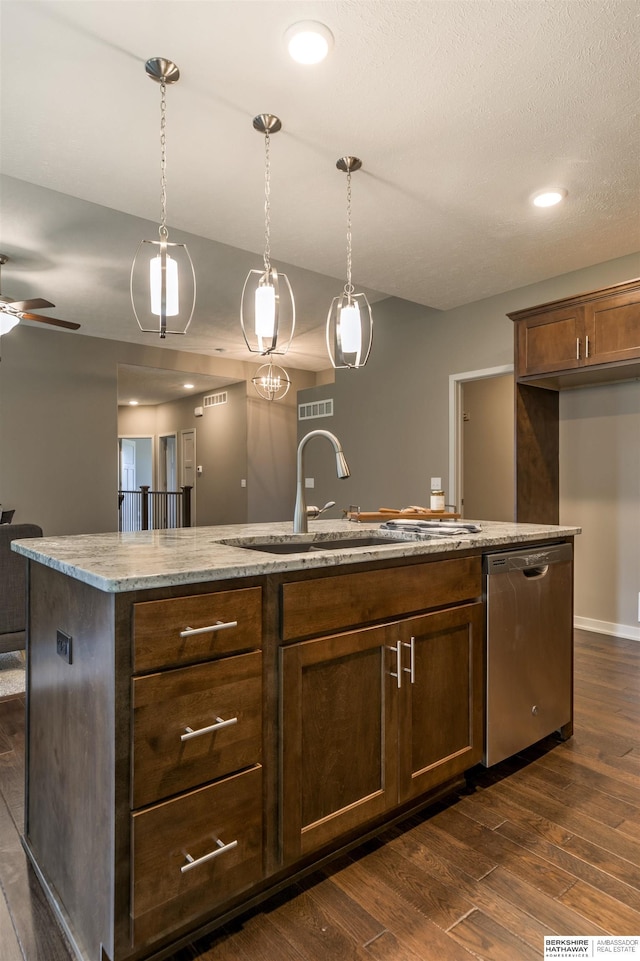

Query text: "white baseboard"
[574, 615, 640, 643]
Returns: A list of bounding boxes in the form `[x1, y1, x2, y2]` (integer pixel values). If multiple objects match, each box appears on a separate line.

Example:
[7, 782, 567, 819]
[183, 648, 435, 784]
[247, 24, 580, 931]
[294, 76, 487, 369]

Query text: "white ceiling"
[1, 0, 639, 373]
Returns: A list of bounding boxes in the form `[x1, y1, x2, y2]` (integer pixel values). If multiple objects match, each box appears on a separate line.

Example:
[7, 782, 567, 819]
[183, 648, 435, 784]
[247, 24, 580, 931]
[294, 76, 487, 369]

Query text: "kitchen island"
[14, 518, 579, 961]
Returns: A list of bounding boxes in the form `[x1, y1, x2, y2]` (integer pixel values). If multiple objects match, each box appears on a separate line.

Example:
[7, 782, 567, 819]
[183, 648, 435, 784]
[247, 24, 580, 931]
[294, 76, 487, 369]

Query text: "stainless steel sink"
[221, 533, 411, 554]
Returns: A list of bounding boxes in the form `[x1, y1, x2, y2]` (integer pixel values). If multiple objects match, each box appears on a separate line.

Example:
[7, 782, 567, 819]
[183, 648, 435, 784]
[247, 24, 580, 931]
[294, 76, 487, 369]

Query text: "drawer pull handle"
[387, 639, 402, 689]
[180, 620, 238, 638]
[403, 636, 416, 684]
[181, 716, 238, 741]
[180, 837, 238, 873]
[585, 334, 590, 358]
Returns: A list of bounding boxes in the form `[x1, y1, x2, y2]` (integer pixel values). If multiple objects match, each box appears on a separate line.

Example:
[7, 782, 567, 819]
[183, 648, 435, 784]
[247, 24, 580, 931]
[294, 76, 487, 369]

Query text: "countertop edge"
[12, 521, 581, 593]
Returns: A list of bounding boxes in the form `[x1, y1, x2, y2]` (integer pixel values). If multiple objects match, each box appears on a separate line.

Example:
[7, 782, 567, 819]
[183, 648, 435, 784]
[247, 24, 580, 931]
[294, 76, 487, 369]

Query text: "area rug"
[0, 651, 26, 698]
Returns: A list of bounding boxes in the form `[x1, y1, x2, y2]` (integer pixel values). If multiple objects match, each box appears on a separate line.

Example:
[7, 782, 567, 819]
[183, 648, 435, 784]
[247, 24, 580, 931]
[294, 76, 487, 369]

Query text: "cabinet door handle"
[402, 636, 415, 684]
[576, 337, 580, 360]
[387, 639, 402, 688]
[180, 716, 238, 741]
[180, 837, 238, 873]
[585, 334, 590, 358]
[180, 620, 238, 638]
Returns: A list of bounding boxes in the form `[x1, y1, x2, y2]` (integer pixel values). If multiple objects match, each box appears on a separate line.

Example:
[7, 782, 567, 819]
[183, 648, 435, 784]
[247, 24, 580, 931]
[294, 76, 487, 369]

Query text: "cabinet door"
[516, 306, 584, 377]
[398, 603, 483, 802]
[586, 291, 640, 366]
[280, 623, 397, 863]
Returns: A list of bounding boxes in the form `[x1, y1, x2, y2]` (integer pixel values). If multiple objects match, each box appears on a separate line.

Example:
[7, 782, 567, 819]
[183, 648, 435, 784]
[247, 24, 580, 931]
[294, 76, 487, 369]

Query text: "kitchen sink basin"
[221, 533, 410, 554]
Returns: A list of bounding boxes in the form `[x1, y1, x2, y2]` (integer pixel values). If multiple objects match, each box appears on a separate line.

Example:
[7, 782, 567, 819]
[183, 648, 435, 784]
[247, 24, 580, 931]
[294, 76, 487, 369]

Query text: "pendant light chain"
[344, 169, 354, 299]
[159, 80, 169, 241]
[263, 130, 272, 272]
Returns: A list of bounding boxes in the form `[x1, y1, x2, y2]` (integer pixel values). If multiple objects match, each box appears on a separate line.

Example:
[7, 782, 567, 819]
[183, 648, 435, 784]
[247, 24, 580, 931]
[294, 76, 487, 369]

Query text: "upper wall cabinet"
[509, 278, 640, 388]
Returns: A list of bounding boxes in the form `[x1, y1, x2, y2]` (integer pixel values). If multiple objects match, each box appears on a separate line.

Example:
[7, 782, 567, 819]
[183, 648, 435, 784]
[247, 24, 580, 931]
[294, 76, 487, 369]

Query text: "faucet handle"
[306, 500, 336, 518]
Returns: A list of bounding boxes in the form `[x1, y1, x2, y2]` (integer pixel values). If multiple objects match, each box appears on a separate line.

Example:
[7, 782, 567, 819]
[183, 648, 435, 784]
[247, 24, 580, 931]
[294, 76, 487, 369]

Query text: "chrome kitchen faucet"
[293, 430, 350, 533]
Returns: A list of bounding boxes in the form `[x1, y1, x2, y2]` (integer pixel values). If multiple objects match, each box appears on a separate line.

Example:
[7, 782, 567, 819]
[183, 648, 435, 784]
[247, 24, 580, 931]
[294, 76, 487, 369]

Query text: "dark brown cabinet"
[512, 278, 640, 386]
[397, 604, 483, 801]
[24, 552, 489, 961]
[128, 590, 264, 946]
[510, 277, 640, 522]
[279, 563, 483, 863]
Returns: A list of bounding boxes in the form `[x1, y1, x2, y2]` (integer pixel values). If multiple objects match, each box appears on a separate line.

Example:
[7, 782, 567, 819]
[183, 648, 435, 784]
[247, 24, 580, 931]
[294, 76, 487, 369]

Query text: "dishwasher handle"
[522, 565, 549, 578]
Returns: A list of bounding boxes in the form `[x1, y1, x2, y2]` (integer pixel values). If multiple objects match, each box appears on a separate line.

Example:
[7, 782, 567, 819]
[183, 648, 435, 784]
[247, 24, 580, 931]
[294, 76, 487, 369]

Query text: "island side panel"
[25, 562, 116, 961]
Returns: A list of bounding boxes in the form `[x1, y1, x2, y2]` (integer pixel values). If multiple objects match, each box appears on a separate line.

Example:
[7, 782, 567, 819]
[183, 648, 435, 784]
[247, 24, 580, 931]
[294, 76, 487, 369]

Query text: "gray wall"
[0, 326, 315, 535]
[299, 251, 640, 636]
[118, 380, 249, 525]
[560, 380, 640, 633]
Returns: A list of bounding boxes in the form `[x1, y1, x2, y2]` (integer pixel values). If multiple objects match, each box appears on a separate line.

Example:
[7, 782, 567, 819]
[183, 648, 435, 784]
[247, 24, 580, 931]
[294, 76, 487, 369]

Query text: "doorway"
[180, 428, 196, 525]
[158, 433, 177, 492]
[449, 366, 514, 521]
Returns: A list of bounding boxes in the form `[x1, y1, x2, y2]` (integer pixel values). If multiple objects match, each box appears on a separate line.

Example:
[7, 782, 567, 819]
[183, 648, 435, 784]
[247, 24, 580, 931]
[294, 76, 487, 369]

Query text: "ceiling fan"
[0, 254, 81, 335]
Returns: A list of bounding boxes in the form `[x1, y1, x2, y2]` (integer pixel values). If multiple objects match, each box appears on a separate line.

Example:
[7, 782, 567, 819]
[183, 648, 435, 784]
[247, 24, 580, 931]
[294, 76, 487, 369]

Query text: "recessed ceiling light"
[183, 383, 194, 389]
[531, 188, 568, 208]
[285, 21, 334, 64]
[129, 400, 139, 406]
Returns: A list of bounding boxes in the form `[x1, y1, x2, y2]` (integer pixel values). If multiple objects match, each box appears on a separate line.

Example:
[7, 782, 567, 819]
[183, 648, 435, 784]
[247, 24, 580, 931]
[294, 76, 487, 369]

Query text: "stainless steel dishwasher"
[483, 542, 573, 766]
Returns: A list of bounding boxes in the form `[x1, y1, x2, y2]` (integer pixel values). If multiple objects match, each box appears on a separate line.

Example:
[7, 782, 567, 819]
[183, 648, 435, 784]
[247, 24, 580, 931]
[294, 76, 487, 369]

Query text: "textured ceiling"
[1, 0, 639, 372]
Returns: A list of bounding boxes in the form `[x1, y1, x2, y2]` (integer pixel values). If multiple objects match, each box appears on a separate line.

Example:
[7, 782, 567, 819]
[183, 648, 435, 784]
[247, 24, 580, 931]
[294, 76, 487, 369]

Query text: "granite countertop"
[12, 519, 581, 594]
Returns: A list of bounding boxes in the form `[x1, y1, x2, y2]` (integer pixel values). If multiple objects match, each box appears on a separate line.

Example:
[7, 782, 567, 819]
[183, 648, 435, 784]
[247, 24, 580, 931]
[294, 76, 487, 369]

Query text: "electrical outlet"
[305, 477, 315, 489]
[56, 630, 72, 664]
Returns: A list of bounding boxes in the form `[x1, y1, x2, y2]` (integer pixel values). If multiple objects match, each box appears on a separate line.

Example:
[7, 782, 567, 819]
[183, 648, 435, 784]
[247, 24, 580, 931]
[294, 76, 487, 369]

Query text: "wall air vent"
[203, 391, 228, 408]
[298, 398, 334, 421]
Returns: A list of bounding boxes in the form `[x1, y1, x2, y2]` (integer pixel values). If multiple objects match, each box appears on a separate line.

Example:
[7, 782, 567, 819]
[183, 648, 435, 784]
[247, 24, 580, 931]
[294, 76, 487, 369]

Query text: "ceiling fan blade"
[8, 298, 56, 311]
[20, 312, 81, 330]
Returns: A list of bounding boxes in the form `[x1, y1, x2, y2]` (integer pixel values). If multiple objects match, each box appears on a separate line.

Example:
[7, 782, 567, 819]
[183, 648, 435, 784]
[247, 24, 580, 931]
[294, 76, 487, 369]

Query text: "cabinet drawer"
[132, 651, 262, 808]
[281, 558, 482, 640]
[131, 765, 263, 946]
[133, 587, 262, 672]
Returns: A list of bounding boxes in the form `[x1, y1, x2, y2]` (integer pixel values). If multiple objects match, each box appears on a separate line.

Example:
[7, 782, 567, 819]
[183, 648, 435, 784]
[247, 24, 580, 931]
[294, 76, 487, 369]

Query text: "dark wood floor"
[2, 628, 640, 961]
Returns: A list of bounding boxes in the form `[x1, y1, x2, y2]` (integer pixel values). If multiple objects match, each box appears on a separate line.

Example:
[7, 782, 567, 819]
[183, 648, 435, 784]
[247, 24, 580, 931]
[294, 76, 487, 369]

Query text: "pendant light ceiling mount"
[241, 113, 295, 360]
[252, 113, 282, 135]
[336, 156, 362, 174]
[144, 57, 180, 85]
[131, 57, 196, 339]
[326, 156, 372, 370]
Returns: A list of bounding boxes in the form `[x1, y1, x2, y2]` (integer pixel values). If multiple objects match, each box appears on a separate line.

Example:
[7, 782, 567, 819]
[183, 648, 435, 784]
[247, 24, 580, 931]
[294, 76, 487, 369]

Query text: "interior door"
[120, 438, 136, 490]
[462, 374, 514, 521]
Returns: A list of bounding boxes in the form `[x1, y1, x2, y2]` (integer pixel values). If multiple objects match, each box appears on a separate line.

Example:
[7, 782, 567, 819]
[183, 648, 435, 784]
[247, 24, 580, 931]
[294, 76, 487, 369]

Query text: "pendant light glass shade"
[241, 115, 295, 356]
[326, 291, 372, 369]
[326, 157, 372, 369]
[131, 58, 196, 339]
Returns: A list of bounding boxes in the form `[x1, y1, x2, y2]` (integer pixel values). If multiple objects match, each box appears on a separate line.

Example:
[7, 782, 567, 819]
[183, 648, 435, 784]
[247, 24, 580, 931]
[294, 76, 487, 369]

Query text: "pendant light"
[131, 58, 196, 339]
[326, 157, 372, 369]
[251, 361, 292, 402]
[241, 115, 295, 356]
